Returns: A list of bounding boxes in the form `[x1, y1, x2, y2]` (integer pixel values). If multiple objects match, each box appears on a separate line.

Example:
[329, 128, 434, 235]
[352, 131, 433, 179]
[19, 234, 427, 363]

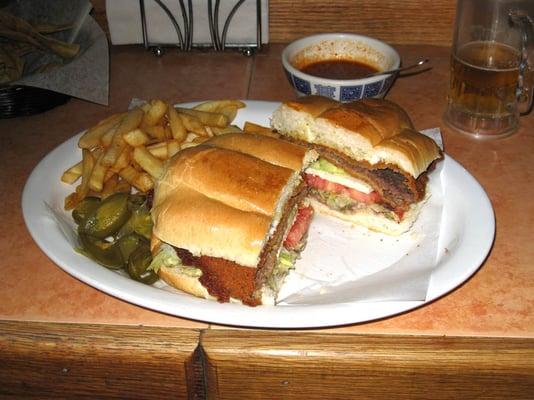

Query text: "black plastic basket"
[0, 85, 70, 119]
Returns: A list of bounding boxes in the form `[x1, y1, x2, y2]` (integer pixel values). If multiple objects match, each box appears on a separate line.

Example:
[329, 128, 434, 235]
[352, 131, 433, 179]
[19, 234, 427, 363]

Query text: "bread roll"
[157, 145, 298, 217]
[271, 95, 440, 178]
[152, 183, 272, 267]
[206, 132, 318, 172]
[152, 138, 316, 268]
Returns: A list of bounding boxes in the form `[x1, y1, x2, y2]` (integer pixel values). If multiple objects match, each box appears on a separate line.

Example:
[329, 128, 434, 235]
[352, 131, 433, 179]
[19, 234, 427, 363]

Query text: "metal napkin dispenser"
[106, 0, 268, 54]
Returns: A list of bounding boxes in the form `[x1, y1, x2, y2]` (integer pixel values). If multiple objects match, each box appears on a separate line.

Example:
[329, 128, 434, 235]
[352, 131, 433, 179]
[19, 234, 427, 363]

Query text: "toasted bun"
[157, 145, 297, 217]
[158, 266, 214, 300]
[152, 181, 272, 267]
[149, 236, 221, 301]
[271, 96, 441, 178]
[206, 133, 318, 171]
[152, 145, 304, 267]
[308, 197, 425, 235]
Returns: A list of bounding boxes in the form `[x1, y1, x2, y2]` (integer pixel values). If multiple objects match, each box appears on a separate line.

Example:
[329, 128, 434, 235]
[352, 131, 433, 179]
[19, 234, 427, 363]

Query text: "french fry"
[110, 147, 132, 173]
[133, 172, 154, 192]
[178, 113, 209, 137]
[61, 160, 82, 184]
[78, 113, 123, 149]
[167, 104, 187, 142]
[101, 174, 119, 198]
[118, 165, 140, 186]
[99, 125, 118, 148]
[64, 98, 248, 208]
[146, 140, 182, 159]
[102, 108, 144, 167]
[204, 126, 215, 138]
[193, 100, 245, 123]
[64, 192, 79, 210]
[101, 131, 126, 167]
[164, 125, 173, 140]
[180, 141, 198, 150]
[147, 141, 168, 159]
[184, 132, 199, 143]
[117, 107, 145, 135]
[204, 126, 214, 137]
[208, 124, 244, 136]
[89, 152, 108, 192]
[167, 140, 181, 158]
[91, 147, 104, 158]
[174, 107, 229, 127]
[104, 169, 115, 182]
[243, 121, 279, 137]
[123, 128, 150, 146]
[133, 146, 164, 179]
[142, 99, 167, 127]
[192, 136, 209, 145]
[129, 156, 144, 173]
[78, 148, 95, 202]
[114, 178, 131, 194]
[143, 124, 166, 141]
[219, 106, 239, 123]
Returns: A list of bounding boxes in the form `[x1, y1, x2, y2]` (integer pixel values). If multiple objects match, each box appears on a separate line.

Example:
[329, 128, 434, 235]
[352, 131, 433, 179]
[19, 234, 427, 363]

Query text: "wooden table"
[1, 43, 533, 399]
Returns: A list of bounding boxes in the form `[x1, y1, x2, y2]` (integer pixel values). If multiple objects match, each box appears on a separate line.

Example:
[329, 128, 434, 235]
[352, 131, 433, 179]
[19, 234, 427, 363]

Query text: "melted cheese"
[306, 167, 373, 193]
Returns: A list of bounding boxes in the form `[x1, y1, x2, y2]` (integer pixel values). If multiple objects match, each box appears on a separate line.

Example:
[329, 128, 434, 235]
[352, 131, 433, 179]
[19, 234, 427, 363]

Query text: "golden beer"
[445, 41, 521, 137]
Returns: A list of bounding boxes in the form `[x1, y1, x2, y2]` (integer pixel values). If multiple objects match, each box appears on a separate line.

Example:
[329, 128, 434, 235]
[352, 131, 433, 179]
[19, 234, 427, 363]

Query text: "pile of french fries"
[61, 99, 247, 210]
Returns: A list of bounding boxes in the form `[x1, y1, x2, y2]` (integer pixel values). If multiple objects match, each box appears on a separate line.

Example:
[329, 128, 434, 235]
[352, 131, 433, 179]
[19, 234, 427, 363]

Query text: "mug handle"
[509, 10, 534, 114]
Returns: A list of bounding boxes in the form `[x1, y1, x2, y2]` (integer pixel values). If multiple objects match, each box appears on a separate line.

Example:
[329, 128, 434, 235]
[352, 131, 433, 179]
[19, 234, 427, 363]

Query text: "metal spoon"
[368, 58, 429, 77]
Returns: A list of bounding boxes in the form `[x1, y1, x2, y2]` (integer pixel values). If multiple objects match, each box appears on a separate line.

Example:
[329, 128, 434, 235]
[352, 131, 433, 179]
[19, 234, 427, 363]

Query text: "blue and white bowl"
[282, 33, 400, 102]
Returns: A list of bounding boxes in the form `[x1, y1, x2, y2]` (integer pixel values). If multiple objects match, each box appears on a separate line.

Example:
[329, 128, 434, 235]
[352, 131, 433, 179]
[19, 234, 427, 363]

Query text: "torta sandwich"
[149, 134, 318, 306]
[271, 95, 442, 235]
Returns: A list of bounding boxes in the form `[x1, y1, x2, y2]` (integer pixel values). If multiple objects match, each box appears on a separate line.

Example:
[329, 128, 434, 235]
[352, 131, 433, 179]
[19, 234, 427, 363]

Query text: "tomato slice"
[284, 206, 314, 250]
[304, 173, 381, 204]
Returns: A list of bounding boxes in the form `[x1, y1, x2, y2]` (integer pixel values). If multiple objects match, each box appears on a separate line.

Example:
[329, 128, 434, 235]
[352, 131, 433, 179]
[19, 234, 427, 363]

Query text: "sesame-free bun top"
[158, 145, 295, 216]
[151, 143, 308, 267]
[152, 183, 272, 268]
[271, 95, 441, 178]
[206, 132, 317, 171]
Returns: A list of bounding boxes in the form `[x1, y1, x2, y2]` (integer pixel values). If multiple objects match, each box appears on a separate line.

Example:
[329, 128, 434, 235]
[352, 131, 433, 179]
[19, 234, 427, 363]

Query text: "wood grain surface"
[0, 321, 202, 399]
[201, 331, 534, 400]
[90, 0, 456, 46]
[268, 0, 455, 45]
[2, 322, 533, 399]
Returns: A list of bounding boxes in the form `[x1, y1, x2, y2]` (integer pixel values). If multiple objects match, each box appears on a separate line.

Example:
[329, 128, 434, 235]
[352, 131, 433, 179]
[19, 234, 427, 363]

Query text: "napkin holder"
[106, 0, 269, 55]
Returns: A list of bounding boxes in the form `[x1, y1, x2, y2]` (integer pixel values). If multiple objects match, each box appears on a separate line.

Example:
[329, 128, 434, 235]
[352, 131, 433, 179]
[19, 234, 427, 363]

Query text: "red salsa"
[300, 59, 379, 80]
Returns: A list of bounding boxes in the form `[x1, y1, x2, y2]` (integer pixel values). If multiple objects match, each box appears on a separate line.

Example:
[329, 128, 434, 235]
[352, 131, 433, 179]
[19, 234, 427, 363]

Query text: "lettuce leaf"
[148, 243, 201, 277]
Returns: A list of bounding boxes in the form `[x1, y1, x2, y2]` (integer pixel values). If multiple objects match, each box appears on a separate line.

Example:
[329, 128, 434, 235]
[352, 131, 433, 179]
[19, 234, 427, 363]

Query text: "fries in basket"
[61, 99, 247, 210]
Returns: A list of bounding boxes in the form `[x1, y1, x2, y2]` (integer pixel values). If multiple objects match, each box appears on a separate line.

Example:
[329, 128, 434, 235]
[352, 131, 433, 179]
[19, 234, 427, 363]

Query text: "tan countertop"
[1, 44, 533, 337]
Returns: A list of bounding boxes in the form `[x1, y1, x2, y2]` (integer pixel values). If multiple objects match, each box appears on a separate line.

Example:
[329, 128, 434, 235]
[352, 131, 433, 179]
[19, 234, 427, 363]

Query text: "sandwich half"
[271, 95, 442, 235]
[149, 134, 318, 306]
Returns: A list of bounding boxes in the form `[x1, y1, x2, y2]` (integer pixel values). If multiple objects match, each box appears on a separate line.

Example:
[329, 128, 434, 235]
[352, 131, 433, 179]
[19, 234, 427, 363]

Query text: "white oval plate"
[22, 101, 495, 328]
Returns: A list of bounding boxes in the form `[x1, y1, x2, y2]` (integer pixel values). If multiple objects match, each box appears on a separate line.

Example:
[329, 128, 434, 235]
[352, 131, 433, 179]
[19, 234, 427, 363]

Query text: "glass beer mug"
[443, 0, 534, 139]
